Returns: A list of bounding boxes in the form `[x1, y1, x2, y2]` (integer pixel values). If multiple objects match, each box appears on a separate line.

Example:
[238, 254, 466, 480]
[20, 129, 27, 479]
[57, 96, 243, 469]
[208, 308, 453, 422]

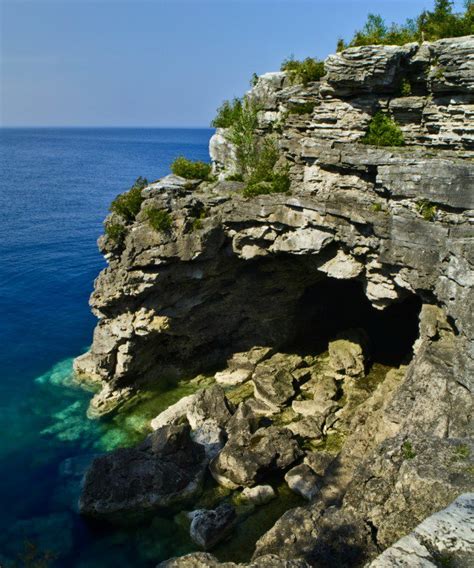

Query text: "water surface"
[0, 127, 213, 566]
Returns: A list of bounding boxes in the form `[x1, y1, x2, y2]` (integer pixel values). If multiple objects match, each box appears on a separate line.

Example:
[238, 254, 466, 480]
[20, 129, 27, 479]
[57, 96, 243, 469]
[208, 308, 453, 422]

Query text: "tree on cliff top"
[338, 0, 473, 50]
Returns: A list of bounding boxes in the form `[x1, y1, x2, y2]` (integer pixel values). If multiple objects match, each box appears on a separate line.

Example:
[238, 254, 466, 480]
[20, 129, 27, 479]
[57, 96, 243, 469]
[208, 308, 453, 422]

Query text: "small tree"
[362, 112, 405, 147]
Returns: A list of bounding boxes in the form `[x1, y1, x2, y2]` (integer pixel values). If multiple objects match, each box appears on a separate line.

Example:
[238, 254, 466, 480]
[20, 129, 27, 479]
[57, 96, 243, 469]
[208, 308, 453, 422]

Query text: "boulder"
[210, 426, 303, 488]
[240, 485, 276, 506]
[151, 386, 234, 458]
[187, 385, 234, 457]
[253, 368, 295, 411]
[252, 353, 305, 410]
[79, 424, 206, 522]
[215, 368, 252, 386]
[286, 416, 324, 440]
[189, 503, 236, 550]
[225, 401, 261, 439]
[285, 464, 320, 501]
[328, 329, 369, 378]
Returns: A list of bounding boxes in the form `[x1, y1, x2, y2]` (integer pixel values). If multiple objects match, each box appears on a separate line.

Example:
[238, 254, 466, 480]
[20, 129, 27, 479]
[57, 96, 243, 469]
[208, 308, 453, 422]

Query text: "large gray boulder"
[189, 503, 237, 550]
[210, 426, 303, 488]
[79, 424, 206, 522]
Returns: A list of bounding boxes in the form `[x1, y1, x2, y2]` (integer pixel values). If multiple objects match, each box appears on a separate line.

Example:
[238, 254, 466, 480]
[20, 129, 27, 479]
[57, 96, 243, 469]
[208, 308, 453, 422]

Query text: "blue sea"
[0, 128, 214, 566]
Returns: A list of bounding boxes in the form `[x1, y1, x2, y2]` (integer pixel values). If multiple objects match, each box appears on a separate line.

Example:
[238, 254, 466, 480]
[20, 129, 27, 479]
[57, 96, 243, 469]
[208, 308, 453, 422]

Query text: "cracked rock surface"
[76, 36, 474, 567]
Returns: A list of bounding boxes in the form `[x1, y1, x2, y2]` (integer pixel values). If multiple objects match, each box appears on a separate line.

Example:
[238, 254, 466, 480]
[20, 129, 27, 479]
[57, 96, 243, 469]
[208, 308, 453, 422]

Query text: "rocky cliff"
[75, 36, 474, 566]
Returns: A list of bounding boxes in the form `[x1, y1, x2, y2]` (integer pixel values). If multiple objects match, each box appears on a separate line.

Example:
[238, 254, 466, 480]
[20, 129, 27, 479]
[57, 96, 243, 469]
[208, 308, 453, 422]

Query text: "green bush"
[281, 57, 325, 85]
[227, 98, 262, 177]
[400, 78, 412, 96]
[211, 98, 243, 128]
[144, 206, 172, 232]
[105, 222, 127, 243]
[415, 199, 437, 221]
[226, 173, 244, 182]
[402, 440, 416, 460]
[342, 1, 474, 48]
[110, 176, 148, 222]
[171, 156, 212, 180]
[212, 95, 291, 198]
[362, 112, 405, 147]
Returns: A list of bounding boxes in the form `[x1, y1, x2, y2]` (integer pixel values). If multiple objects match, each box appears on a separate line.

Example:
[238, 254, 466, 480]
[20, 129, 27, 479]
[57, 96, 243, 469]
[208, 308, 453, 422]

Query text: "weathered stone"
[210, 426, 303, 488]
[189, 503, 236, 550]
[322, 43, 417, 97]
[210, 129, 238, 179]
[215, 368, 252, 386]
[328, 329, 369, 378]
[285, 464, 320, 500]
[240, 485, 276, 506]
[79, 424, 206, 522]
[319, 250, 364, 280]
[367, 493, 474, 567]
[159, 553, 311, 567]
[253, 368, 295, 410]
[143, 174, 202, 196]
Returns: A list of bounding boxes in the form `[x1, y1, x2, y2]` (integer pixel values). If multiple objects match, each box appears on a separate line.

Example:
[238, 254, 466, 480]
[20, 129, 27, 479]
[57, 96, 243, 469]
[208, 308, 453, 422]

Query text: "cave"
[290, 277, 422, 367]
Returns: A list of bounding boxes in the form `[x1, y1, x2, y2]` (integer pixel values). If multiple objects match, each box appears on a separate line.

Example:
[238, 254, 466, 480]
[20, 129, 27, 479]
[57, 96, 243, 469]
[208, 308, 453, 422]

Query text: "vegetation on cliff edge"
[110, 176, 148, 222]
[280, 56, 326, 85]
[171, 157, 212, 181]
[338, 0, 474, 50]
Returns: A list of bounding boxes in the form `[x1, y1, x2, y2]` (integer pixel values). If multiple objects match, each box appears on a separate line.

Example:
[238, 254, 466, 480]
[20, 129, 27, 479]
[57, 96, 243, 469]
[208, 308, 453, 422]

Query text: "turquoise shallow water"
[0, 128, 213, 566]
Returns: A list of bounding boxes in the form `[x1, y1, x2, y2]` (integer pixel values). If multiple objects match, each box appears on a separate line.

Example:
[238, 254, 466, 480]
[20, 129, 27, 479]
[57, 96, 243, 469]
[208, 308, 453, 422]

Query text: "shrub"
[250, 72, 259, 87]
[243, 175, 290, 198]
[211, 98, 243, 128]
[227, 98, 262, 177]
[362, 112, 405, 147]
[144, 206, 172, 233]
[105, 222, 127, 243]
[281, 57, 325, 85]
[212, 95, 291, 198]
[415, 199, 437, 221]
[343, 1, 474, 47]
[402, 440, 416, 460]
[171, 156, 211, 180]
[192, 209, 207, 231]
[371, 202, 383, 212]
[226, 173, 244, 182]
[400, 78, 412, 96]
[110, 176, 148, 222]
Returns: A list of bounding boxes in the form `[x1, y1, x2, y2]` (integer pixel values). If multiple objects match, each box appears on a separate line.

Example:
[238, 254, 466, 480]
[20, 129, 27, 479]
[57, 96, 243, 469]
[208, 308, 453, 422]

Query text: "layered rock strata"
[76, 36, 474, 566]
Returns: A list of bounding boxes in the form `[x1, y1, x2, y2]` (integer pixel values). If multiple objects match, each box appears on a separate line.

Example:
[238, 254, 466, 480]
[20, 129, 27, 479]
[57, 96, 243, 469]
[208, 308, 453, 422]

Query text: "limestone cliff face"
[75, 36, 473, 565]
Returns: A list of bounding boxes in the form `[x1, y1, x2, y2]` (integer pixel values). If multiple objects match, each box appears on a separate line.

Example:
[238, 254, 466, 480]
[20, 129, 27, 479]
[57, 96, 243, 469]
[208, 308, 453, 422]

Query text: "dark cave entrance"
[290, 278, 422, 367]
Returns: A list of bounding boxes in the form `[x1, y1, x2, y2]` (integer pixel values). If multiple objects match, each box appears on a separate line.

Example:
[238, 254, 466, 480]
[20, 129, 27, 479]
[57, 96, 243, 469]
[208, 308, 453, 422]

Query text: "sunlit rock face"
[77, 36, 473, 567]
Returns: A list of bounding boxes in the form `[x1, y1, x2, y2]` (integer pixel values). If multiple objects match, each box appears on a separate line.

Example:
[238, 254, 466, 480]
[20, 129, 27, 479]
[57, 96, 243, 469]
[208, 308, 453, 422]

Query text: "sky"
[0, 0, 467, 127]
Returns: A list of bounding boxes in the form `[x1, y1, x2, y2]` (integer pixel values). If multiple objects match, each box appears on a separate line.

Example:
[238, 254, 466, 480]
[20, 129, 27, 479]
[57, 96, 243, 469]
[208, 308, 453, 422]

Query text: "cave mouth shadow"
[289, 278, 422, 367]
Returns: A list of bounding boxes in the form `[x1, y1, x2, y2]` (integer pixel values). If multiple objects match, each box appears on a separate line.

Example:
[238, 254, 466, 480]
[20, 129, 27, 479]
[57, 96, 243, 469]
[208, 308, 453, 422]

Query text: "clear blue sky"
[0, 0, 467, 127]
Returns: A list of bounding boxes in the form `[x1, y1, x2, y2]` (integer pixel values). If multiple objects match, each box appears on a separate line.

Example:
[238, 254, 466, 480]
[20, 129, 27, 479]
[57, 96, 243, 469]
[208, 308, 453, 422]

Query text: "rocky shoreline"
[75, 36, 473, 566]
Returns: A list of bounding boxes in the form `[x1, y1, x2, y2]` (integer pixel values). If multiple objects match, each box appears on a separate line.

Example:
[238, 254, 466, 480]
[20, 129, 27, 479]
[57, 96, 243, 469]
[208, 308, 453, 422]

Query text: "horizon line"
[0, 125, 215, 130]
